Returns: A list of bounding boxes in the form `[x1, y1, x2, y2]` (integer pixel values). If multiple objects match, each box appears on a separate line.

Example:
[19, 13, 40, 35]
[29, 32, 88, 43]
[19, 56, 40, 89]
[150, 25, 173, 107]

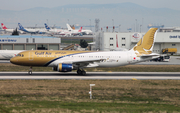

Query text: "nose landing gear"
[28, 66, 32, 75]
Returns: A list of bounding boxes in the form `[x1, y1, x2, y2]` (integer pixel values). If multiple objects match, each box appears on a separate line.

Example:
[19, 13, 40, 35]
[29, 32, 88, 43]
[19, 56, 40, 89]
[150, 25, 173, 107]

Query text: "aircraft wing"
[65, 59, 105, 67]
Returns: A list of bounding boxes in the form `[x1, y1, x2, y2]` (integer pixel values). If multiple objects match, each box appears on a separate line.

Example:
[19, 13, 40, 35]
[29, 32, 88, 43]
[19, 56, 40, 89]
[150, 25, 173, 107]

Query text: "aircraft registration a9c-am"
[10, 28, 159, 75]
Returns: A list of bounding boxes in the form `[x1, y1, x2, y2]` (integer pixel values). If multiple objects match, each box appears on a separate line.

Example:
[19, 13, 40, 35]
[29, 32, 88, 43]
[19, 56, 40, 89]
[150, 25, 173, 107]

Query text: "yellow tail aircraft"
[10, 28, 159, 75]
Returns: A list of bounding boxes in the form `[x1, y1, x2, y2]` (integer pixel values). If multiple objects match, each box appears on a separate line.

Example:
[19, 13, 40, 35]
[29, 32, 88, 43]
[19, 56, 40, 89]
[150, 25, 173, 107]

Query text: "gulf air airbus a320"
[10, 28, 159, 75]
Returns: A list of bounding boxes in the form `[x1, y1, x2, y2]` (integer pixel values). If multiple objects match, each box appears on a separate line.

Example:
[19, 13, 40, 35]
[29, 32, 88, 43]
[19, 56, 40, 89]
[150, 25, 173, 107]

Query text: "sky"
[0, 0, 180, 11]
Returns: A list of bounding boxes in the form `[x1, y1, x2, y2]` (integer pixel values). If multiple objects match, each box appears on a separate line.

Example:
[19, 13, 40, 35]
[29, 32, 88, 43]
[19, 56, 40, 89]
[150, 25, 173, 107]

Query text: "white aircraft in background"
[1, 23, 24, 34]
[67, 24, 93, 35]
[44, 23, 64, 35]
[0, 50, 24, 60]
[81, 28, 93, 35]
[18, 23, 39, 34]
[45, 23, 82, 36]
[60, 24, 82, 36]
[66, 24, 93, 35]
[10, 28, 159, 75]
[1, 23, 14, 33]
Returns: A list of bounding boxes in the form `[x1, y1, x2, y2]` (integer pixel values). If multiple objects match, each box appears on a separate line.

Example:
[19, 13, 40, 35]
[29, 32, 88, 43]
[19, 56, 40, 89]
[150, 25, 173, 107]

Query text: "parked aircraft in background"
[81, 28, 93, 35]
[10, 28, 159, 75]
[18, 23, 39, 34]
[1, 23, 14, 33]
[1, 23, 24, 34]
[67, 24, 93, 35]
[67, 24, 91, 35]
[44, 23, 63, 35]
[59, 24, 82, 36]
[0, 50, 24, 60]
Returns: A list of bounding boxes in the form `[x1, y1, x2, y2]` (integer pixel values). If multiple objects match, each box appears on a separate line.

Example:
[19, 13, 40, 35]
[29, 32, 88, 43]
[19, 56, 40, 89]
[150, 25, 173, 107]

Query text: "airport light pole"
[135, 19, 137, 32]
[112, 19, 114, 27]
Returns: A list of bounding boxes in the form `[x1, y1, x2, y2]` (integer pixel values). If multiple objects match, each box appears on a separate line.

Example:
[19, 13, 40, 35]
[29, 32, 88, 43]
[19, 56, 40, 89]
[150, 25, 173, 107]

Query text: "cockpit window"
[17, 54, 21, 57]
[16, 54, 24, 57]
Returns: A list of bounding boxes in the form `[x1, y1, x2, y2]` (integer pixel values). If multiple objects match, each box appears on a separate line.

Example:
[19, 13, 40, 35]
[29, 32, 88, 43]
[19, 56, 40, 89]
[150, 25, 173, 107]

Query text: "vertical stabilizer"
[78, 27, 82, 32]
[66, 24, 73, 31]
[1, 23, 7, 29]
[18, 23, 24, 30]
[131, 28, 158, 56]
[44, 23, 50, 30]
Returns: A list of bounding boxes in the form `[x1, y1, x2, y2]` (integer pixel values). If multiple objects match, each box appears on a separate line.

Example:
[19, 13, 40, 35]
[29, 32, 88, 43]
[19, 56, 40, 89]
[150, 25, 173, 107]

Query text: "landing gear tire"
[77, 69, 86, 75]
[81, 70, 86, 75]
[28, 71, 32, 75]
[28, 66, 32, 75]
[77, 69, 82, 75]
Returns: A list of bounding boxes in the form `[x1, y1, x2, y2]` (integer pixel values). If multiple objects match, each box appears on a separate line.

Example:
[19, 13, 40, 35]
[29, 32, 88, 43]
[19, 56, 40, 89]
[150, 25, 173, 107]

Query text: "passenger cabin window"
[110, 44, 113, 46]
[110, 38, 113, 40]
[122, 44, 125, 46]
[172, 44, 176, 46]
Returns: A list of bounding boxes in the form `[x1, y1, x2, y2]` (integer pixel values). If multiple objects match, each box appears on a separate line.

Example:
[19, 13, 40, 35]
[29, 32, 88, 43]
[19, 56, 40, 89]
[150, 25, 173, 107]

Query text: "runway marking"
[132, 78, 137, 80]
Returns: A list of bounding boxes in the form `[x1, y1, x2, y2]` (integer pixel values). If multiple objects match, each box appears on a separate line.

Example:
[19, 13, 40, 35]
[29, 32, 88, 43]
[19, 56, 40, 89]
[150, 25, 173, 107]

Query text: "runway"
[0, 72, 180, 80]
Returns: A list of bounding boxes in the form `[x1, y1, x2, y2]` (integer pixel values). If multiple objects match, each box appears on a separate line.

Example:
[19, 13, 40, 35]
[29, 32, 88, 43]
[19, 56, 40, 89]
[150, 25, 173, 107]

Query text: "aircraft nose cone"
[10, 57, 17, 64]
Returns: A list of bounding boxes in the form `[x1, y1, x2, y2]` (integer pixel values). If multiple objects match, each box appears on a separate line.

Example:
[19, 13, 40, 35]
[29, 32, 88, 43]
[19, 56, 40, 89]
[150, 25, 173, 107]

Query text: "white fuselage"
[47, 51, 143, 68]
[82, 30, 93, 35]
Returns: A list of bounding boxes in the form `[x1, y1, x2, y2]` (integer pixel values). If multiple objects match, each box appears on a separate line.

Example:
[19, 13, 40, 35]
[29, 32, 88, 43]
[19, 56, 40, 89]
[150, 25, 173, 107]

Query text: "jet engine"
[57, 63, 73, 72]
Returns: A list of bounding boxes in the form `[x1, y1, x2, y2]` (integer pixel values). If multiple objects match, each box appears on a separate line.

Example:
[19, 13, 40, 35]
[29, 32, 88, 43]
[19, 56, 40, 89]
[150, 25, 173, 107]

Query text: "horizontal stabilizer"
[140, 53, 160, 59]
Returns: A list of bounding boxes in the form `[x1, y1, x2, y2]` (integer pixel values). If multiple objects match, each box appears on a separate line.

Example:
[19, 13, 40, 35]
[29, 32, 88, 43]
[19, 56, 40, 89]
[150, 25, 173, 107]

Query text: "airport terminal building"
[0, 35, 61, 50]
[94, 27, 180, 54]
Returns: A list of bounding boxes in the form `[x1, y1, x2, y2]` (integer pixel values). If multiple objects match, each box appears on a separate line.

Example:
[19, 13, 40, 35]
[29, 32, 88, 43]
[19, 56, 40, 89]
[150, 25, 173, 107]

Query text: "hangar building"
[0, 35, 61, 50]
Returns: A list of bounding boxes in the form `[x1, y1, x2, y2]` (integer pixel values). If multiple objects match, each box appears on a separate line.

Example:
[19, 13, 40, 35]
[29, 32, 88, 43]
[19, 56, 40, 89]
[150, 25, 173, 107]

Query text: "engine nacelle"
[57, 63, 73, 72]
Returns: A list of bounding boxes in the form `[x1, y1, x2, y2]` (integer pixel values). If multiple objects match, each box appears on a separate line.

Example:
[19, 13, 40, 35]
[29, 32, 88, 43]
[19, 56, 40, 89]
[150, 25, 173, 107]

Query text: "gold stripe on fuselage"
[10, 50, 93, 66]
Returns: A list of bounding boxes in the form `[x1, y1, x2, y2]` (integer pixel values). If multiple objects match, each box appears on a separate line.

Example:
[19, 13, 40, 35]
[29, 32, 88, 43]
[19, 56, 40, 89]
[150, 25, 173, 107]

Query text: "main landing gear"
[77, 69, 86, 75]
[28, 66, 32, 75]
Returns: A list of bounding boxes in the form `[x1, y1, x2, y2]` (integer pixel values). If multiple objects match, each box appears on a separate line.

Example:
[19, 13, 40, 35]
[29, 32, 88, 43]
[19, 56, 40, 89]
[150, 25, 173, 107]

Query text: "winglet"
[131, 28, 158, 56]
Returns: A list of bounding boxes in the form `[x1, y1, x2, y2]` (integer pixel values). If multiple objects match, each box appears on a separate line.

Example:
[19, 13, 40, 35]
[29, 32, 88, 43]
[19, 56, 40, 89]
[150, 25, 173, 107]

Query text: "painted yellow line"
[132, 78, 137, 80]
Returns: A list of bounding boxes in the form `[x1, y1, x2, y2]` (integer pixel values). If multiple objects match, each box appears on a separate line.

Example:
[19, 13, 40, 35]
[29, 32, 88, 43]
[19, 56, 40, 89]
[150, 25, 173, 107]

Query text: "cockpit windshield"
[16, 54, 24, 57]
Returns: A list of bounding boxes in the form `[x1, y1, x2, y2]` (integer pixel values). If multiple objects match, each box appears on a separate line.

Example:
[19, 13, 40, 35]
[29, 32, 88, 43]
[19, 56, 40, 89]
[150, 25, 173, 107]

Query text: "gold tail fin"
[132, 28, 158, 56]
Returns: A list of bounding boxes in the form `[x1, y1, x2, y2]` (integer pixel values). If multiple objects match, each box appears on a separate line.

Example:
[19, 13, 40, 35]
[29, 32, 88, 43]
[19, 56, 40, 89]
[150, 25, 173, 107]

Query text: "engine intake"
[57, 63, 73, 72]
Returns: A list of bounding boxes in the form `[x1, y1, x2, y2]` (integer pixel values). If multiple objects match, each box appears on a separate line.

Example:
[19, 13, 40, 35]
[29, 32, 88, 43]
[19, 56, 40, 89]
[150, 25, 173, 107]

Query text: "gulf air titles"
[10, 28, 159, 75]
